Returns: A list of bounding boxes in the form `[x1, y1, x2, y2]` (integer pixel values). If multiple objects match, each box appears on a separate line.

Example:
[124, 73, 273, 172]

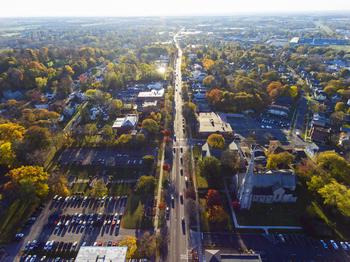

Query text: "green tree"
[200, 156, 221, 180]
[142, 155, 155, 172]
[90, 180, 108, 197]
[207, 205, 228, 226]
[142, 118, 159, 135]
[137, 232, 157, 258]
[135, 176, 156, 195]
[318, 180, 350, 217]
[101, 124, 115, 142]
[266, 152, 294, 169]
[316, 151, 350, 185]
[24, 126, 50, 150]
[48, 173, 70, 196]
[221, 149, 241, 175]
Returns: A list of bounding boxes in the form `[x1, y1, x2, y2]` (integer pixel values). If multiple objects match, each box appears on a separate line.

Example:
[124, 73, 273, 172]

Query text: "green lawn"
[0, 199, 36, 243]
[71, 182, 89, 194]
[195, 165, 208, 190]
[109, 183, 132, 196]
[237, 202, 302, 226]
[122, 194, 153, 229]
[236, 181, 312, 227]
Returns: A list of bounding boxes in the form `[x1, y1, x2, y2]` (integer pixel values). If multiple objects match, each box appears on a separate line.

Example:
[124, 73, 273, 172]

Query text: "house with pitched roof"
[112, 114, 139, 133]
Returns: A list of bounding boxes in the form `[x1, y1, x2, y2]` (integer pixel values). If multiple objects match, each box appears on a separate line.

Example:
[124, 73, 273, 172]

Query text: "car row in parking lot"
[260, 117, 290, 129]
[274, 233, 350, 253]
[22, 240, 79, 262]
[51, 211, 122, 236]
[21, 254, 73, 262]
[51, 195, 127, 209]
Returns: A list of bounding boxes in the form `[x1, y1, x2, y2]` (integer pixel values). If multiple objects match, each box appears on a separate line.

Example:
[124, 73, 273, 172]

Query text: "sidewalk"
[154, 142, 166, 230]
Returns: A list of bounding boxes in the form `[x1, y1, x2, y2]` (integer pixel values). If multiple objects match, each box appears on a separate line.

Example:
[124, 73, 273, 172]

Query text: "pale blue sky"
[0, 0, 349, 17]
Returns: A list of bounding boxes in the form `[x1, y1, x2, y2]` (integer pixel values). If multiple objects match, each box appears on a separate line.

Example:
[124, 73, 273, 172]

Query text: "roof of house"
[267, 140, 293, 155]
[137, 88, 164, 98]
[142, 101, 158, 108]
[202, 142, 223, 159]
[75, 246, 127, 262]
[311, 126, 331, 143]
[112, 114, 138, 129]
[229, 141, 239, 151]
[252, 170, 296, 190]
[198, 112, 233, 134]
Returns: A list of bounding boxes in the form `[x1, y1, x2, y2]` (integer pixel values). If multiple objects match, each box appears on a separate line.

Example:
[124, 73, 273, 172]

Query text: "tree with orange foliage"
[206, 88, 223, 105]
[267, 81, 283, 99]
[202, 58, 215, 71]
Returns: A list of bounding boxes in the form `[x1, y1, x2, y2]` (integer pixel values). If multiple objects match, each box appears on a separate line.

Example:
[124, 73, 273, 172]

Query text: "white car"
[320, 240, 328, 249]
[330, 240, 339, 250]
[340, 242, 349, 250]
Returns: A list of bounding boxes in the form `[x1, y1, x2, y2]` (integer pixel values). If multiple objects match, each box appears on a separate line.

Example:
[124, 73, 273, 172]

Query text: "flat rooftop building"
[112, 114, 139, 131]
[75, 246, 127, 262]
[137, 88, 164, 100]
[197, 112, 233, 136]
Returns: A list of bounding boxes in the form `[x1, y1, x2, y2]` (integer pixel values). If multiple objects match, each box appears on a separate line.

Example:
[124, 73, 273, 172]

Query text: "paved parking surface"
[58, 147, 156, 167]
[226, 115, 290, 145]
[8, 195, 136, 262]
[202, 232, 350, 261]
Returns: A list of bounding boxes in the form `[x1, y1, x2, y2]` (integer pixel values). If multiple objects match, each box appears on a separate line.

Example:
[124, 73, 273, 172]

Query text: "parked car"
[15, 233, 24, 240]
[330, 240, 339, 250]
[320, 240, 328, 249]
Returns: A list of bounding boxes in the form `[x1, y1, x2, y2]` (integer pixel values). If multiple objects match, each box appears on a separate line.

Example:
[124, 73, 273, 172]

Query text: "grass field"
[109, 183, 132, 196]
[71, 182, 89, 194]
[0, 199, 36, 243]
[236, 202, 302, 226]
[122, 194, 153, 229]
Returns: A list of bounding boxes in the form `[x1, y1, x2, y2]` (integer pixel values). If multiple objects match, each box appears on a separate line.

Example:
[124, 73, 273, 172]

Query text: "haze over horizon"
[1, 0, 350, 17]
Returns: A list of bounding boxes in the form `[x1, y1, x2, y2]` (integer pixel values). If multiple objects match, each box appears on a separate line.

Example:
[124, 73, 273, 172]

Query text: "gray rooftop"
[75, 246, 127, 262]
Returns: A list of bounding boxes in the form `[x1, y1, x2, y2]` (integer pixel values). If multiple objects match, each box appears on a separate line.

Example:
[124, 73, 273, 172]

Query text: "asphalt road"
[168, 33, 190, 262]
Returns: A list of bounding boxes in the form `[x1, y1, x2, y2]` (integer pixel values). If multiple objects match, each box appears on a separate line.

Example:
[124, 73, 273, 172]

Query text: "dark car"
[181, 217, 186, 234]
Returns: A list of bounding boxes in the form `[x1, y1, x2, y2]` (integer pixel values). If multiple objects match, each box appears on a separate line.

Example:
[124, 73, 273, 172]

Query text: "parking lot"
[202, 232, 350, 261]
[58, 147, 156, 168]
[18, 195, 134, 261]
[226, 114, 290, 145]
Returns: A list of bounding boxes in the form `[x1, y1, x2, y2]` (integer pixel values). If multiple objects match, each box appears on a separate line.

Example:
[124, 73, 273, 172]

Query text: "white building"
[112, 114, 139, 132]
[137, 88, 165, 102]
[197, 112, 233, 137]
[239, 149, 297, 209]
[75, 246, 127, 262]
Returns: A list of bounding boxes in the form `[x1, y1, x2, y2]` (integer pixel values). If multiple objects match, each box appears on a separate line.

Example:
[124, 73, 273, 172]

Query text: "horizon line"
[1, 10, 350, 18]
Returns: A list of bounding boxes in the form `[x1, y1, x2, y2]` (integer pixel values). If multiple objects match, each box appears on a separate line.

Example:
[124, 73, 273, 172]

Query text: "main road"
[168, 31, 190, 262]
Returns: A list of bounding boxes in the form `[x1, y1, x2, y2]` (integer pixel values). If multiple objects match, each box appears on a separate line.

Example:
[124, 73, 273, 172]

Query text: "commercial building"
[137, 88, 165, 103]
[205, 250, 262, 262]
[197, 112, 233, 137]
[75, 246, 127, 262]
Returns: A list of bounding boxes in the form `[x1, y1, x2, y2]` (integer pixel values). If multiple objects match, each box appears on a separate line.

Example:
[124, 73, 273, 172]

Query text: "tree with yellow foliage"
[7, 166, 49, 199]
[0, 142, 16, 167]
[0, 122, 25, 143]
[202, 58, 215, 71]
[118, 236, 137, 259]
